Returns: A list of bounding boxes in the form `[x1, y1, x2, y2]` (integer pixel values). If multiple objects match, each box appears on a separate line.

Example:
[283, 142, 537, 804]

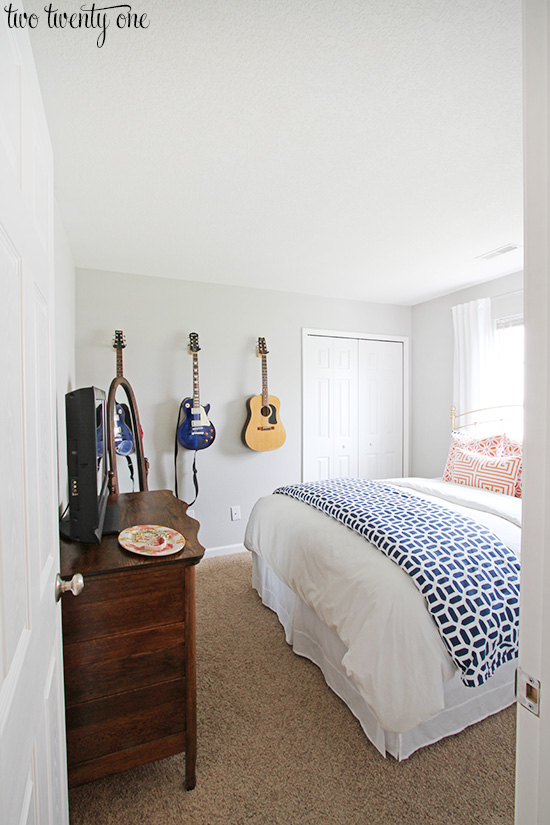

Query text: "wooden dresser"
[59, 490, 204, 790]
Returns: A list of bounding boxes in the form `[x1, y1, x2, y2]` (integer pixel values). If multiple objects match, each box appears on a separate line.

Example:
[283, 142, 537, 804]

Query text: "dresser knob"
[55, 573, 84, 602]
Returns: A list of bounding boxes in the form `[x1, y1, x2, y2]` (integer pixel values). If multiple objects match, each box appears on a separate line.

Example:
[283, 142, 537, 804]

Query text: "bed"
[244, 411, 522, 760]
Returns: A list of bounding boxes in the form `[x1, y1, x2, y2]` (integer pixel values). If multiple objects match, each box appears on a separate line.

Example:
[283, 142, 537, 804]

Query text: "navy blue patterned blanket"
[274, 478, 520, 687]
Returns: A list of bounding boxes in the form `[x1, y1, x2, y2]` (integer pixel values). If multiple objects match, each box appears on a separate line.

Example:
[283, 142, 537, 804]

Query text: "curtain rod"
[450, 288, 523, 312]
[492, 288, 523, 299]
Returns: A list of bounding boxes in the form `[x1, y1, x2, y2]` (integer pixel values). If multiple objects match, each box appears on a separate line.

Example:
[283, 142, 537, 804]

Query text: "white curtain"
[451, 297, 494, 424]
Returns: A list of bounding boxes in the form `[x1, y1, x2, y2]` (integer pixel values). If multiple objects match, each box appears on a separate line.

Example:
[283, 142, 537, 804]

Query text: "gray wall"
[411, 270, 524, 478]
[76, 269, 411, 549]
[74, 267, 524, 549]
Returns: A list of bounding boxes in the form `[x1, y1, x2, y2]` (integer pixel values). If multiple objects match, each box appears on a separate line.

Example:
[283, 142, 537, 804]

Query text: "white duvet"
[244, 478, 521, 734]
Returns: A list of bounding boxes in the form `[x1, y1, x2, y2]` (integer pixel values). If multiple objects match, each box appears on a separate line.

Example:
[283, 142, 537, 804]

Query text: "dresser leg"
[185, 565, 197, 790]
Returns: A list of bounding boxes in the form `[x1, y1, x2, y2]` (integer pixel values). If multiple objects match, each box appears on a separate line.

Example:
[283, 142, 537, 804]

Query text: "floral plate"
[118, 524, 185, 556]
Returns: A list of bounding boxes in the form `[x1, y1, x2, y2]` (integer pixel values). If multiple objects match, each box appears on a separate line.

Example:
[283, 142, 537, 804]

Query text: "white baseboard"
[204, 543, 247, 559]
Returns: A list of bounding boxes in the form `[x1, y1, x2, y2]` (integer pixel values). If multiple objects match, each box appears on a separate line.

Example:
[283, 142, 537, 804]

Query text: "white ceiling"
[26, 0, 523, 306]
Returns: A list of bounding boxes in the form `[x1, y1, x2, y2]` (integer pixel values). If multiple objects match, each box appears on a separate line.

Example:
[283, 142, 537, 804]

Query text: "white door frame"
[515, 1, 550, 821]
[302, 328, 410, 481]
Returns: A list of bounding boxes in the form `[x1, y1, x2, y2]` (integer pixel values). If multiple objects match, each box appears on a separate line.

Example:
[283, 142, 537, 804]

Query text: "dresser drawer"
[66, 678, 185, 766]
[63, 622, 185, 705]
[62, 565, 186, 644]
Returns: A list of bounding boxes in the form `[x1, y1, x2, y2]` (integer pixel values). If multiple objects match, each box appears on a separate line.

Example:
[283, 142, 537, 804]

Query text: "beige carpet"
[67, 553, 516, 825]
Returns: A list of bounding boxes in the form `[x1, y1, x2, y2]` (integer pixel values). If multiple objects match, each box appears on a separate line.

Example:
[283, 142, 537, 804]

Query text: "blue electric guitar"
[112, 330, 135, 456]
[177, 332, 216, 450]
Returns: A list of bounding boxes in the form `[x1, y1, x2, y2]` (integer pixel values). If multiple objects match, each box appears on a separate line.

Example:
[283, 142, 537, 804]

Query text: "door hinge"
[516, 667, 541, 716]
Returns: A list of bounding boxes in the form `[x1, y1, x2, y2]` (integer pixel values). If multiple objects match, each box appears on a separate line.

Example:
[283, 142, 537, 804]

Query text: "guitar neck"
[116, 348, 124, 377]
[192, 352, 201, 407]
[261, 354, 269, 406]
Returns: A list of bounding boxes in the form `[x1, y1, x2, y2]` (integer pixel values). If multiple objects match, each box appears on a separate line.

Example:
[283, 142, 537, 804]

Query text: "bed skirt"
[251, 550, 516, 760]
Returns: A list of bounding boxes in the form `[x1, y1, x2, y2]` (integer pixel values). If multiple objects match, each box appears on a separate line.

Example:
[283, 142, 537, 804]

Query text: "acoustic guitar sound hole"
[261, 406, 271, 417]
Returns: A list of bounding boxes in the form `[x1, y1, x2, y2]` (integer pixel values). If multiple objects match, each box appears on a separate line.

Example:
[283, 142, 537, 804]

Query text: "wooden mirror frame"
[106, 376, 149, 494]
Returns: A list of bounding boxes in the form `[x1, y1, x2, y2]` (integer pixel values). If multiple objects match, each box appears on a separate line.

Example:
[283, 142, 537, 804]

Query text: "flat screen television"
[60, 386, 119, 543]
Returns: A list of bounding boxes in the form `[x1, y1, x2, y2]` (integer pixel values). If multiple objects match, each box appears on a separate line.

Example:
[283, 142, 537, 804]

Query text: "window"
[452, 297, 524, 438]
[492, 314, 524, 438]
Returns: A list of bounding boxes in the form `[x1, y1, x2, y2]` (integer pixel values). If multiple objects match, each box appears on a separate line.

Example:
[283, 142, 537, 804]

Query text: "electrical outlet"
[231, 505, 241, 521]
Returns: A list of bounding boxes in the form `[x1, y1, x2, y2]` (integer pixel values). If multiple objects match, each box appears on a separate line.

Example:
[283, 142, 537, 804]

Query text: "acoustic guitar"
[177, 333, 216, 450]
[112, 330, 135, 456]
[243, 337, 286, 451]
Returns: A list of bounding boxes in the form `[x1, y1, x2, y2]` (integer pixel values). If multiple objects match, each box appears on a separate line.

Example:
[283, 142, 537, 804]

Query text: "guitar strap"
[125, 455, 135, 489]
[190, 452, 199, 506]
[174, 400, 200, 505]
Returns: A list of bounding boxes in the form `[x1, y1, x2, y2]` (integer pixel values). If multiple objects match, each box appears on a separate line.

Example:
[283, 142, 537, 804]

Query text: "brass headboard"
[450, 404, 523, 433]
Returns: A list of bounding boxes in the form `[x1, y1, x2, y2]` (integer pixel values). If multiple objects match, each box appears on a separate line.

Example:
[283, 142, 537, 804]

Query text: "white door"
[0, 21, 69, 825]
[303, 331, 405, 482]
[303, 335, 358, 481]
[358, 339, 404, 478]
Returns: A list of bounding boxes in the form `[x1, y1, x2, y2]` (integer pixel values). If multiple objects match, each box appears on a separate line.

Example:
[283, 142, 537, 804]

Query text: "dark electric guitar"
[177, 333, 216, 450]
[243, 337, 286, 451]
[112, 330, 135, 456]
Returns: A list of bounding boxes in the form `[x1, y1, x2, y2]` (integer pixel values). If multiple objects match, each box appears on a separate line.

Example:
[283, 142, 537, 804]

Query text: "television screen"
[60, 386, 116, 543]
[95, 394, 106, 495]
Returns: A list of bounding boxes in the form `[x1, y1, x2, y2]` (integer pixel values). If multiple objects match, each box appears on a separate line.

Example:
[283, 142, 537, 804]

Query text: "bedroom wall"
[75, 268, 411, 550]
[54, 205, 76, 512]
[410, 269, 524, 479]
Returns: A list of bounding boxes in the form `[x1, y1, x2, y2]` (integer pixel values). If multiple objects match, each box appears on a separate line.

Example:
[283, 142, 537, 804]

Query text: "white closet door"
[0, 21, 69, 825]
[358, 339, 404, 479]
[303, 332, 405, 483]
[303, 336, 358, 481]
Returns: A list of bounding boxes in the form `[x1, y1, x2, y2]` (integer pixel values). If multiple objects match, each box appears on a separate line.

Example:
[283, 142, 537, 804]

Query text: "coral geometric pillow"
[443, 431, 503, 482]
[450, 449, 522, 497]
[500, 435, 523, 498]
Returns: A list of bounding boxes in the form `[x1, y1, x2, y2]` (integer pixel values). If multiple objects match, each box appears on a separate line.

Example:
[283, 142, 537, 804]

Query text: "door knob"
[55, 573, 84, 602]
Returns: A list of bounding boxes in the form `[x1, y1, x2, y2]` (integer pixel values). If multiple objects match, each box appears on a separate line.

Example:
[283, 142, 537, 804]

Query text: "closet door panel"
[333, 338, 358, 479]
[303, 337, 358, 481]
[358, 340, 403, 479]
[304, 338, 334, 480]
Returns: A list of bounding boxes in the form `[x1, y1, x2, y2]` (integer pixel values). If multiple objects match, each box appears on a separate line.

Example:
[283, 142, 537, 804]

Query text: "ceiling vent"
[475, 244, 521, 260]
